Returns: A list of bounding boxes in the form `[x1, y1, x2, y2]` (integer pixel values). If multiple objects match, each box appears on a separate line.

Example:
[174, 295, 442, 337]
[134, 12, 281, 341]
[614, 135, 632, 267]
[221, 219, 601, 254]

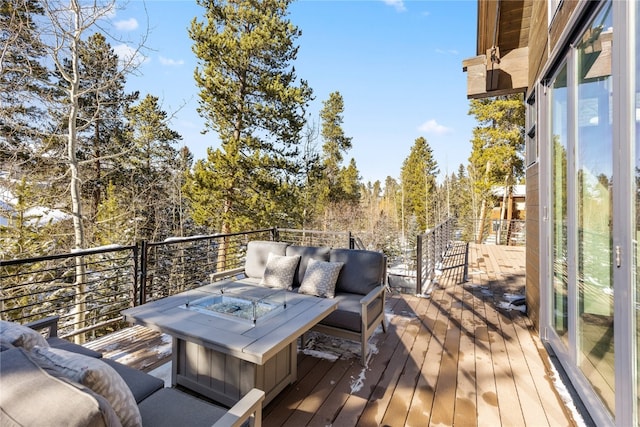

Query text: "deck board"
[89, 242, 577, 426]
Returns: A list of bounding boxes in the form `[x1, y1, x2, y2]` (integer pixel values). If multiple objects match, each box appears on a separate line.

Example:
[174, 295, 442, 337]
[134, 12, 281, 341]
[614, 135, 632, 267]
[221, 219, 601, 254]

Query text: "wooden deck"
[88, 243, 578, 426]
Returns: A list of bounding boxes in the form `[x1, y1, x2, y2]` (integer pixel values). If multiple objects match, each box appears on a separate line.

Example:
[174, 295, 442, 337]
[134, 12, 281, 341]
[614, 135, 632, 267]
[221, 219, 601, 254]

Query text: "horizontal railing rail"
[0, 227, 361, 342]
[140, 228, 276, 304]
[275, 228, 352, 249]
[0, 245, 138, 342]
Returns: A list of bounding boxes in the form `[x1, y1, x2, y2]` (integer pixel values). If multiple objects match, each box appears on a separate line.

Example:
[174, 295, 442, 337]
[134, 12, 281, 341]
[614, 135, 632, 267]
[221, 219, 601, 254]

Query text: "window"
[526, 91, 537, 166]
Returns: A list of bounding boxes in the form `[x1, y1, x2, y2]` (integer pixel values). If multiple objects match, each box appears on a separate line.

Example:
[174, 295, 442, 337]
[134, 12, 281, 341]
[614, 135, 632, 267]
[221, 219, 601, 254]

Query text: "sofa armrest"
[359, 285, 386, 336]
[210, 267, 246, 283]
[212, 388, 265, 427]
[24, 315, 60, 338]
[359, 285, 385, 307]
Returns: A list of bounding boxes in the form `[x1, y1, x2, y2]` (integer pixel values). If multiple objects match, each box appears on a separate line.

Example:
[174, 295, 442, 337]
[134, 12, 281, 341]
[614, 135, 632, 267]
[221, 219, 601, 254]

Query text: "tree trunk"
[506, 185, 514, 245]
[497, 179, 508, 244]
[68, 1, 87, 344]
[477, 199, 487, 243]
[217, 199, 232, 272]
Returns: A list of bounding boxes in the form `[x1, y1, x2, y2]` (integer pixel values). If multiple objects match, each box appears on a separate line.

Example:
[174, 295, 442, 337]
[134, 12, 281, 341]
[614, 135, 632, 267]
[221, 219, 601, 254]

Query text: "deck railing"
[275, 228, 352, 249]
[0, 245, 139, 342]
[416, 218, 456, 295]
[0, 227, 356, 342]
[139, 229, 276, 305]
[455, 218, 526, 246]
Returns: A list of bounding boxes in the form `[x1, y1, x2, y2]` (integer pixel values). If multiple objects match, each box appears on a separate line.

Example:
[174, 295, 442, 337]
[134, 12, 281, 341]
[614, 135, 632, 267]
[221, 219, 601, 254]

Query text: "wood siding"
[525, 163, 540, 330]
[528, 0, 548, 89]
[549, 0, 580, 53]
[498, 0, 533, 52]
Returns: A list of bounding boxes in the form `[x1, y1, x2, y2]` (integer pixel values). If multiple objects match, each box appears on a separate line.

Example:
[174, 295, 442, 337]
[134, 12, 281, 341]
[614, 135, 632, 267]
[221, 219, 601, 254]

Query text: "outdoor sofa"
[212, 240, 388, 365]
[0, 316, 264, 427]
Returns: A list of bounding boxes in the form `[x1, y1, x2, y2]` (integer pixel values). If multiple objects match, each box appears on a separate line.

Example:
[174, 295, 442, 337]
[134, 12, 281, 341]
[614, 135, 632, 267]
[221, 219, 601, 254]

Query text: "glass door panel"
[636, 1, 640, 423]
[575, 2, 615, 415]
[551, 65, 569, 343]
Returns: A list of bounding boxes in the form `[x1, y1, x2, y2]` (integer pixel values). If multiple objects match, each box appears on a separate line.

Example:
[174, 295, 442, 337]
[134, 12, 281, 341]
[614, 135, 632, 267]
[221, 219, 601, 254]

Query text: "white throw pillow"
[259, 253, 300, 290]
[30, 346, 142, 427]
[298, 259, 343, 298]
[0, 320, 49, 351]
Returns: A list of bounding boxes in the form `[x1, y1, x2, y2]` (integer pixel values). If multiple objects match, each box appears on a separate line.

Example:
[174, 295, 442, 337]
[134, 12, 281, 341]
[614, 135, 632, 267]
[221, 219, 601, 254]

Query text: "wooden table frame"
[122, 282, 337, 406]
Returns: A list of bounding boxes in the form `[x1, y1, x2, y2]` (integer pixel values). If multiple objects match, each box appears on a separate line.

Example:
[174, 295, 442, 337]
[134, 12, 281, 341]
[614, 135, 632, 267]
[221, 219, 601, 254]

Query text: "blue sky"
[112, 0, 477, 185]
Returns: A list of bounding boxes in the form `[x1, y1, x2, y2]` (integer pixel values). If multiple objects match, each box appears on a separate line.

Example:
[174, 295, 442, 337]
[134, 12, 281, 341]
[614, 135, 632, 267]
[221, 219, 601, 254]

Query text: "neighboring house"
[488, 184, 525, 245]
[463, 1, 635, 425]
[490, 184, 525, 219]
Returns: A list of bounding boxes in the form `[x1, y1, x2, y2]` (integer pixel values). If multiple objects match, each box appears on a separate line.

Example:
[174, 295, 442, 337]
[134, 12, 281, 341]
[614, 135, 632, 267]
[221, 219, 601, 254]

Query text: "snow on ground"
[546, 356, 588, 426]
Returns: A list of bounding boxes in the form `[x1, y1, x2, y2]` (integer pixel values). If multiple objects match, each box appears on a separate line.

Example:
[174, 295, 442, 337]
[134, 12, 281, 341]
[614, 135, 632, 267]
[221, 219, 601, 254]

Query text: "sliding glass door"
[551, 64, 569, 345]
[576, 2, 615, 413]
[547, 0, 616, 419]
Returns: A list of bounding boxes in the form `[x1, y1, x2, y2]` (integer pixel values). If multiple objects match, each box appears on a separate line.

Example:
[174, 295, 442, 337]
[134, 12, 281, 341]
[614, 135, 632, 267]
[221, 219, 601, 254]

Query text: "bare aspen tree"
[37, 0, 147, 340]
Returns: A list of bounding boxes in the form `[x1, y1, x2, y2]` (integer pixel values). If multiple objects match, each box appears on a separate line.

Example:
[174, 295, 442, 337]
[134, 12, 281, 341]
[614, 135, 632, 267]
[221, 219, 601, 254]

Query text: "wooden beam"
[462, 46, 529, 99]
[462, 55, 487, 98]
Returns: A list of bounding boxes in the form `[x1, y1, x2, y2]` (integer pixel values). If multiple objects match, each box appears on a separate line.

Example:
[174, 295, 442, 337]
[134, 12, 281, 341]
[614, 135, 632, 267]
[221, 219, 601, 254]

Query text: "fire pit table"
[122, 282, 337, 407]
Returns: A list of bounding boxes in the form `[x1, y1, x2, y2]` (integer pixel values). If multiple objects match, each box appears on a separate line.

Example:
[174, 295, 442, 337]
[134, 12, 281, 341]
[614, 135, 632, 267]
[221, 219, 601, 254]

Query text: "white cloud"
[418, 119, 452, 135]
[114, 17, 138, 31]
[159, 56, 185, 67]
[382, 0, 406, 12]
[113, 44, 147, 68]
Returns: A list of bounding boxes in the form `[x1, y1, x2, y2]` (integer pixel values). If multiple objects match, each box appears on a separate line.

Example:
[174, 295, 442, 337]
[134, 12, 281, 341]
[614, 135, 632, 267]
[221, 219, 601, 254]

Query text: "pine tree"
[0, 0, 70, 260]
[35, 0, 146, 340]
[188, 0, 313, 234]
[319, 91, 352, 202]
[0, 0, 49, 166]
[468, 95, 525, 243]
[75, 33, 139, 226]
[311, 91, 363, 230]
[123, 94, 182, 242]
[400, 136, 439, 232]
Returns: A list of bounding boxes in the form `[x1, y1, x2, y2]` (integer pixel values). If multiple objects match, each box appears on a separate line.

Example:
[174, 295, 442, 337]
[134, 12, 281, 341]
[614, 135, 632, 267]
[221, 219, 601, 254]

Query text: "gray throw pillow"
[0, 320, 49, 351]
[259, 253, 300, 290]
[31, 346, 142, 427]
[298, 259, 344, 298]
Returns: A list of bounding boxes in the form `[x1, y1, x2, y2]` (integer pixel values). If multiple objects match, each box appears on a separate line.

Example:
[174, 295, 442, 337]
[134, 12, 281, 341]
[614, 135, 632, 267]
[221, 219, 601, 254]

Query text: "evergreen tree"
[0, 0, 49, 165]
[34, 0, 146, 340]
[75, 33, 139, 226]
[298, 120, 321, 229]
[0, 0, 71, 260]
[188, 0, 313, 233]
[468, 94, 525, 242]
[400, 136, 439, 232]
[319, 91, 352, 202]
[311, 91, 363, 230]
[338, 158, 361, 203]
[123, 94, 182, 242]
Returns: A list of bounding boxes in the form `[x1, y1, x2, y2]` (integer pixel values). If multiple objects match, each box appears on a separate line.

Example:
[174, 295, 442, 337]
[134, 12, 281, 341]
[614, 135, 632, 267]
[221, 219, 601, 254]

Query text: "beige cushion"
[0, 320, 49, 351]
[259, 253, 300, 290]
[299, 259, 343, 298]
[244, 241, 289, 279]
[31, 346, 142, 427]
[0, 348, 119, 427]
